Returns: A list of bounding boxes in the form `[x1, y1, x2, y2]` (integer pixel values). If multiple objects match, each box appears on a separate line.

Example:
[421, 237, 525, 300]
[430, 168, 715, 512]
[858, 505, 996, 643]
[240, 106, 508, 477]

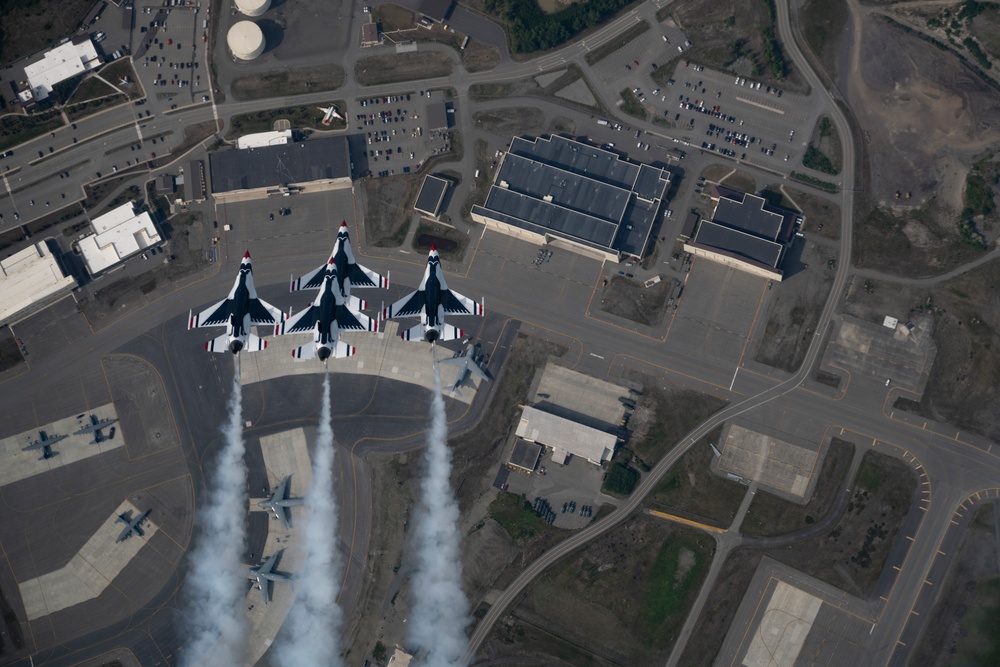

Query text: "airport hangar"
[471, 135, 672, 263]
[208, 135, 352, 203]
[683, 184, 800, 282]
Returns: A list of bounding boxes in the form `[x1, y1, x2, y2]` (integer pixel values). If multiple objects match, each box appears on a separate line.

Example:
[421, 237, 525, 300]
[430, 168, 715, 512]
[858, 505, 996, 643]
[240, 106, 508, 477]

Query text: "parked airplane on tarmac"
[317, 105, 342, 125]
[439, 342, 492, 394]
[116, 509, 152, 543]
[290, 221, 389, 298]
[280, 261, 378, 361]
[382, 245, 483, 342]
[73, 415, 118, 444]
[247, 550, 294, 604]
[188, 252, 283, 354]
[22, 431, 67, 460]
[257, 475, 305, 529]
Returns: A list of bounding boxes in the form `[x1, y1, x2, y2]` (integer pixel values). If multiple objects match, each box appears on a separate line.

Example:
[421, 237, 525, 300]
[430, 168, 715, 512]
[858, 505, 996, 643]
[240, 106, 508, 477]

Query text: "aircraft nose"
[317, 346, 332, 361]
[230, 340, 244, 354]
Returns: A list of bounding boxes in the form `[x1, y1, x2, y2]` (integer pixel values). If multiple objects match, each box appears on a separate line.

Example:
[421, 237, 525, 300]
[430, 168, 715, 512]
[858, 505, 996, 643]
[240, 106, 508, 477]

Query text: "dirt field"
[910, 504, 1000, 666]
[229, 65, 346, 101]
[598, 275, 672, 326]
[624, 380, 728, 466]
[765, 184, 841, 239]
[472, 107, 546, 139]
[355, 52, 453, 86]
[667, 0, 809, 94]
[679, 448, 918, 665]
[362, 174, 422, 247]
[478, 516, 715, 666]
[799, 0, 850, 81]
[462, 39, 501, 73]
[742, 437, 855, 536]
[753, 240, 837, 372]
[647, 426, 747, 528]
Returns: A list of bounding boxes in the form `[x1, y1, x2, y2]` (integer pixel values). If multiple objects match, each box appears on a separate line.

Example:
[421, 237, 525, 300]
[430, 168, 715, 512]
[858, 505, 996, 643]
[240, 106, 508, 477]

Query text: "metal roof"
[515, 406, 616, 465]
[691, 220, 783, 268]
[208, 137, 350, 193]
[414, 175, 449, 216]
[712, 191, 797, 243]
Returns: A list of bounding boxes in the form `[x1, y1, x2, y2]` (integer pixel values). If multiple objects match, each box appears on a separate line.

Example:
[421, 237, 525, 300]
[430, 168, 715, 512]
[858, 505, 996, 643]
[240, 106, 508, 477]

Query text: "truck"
[596, 119, 609, 126]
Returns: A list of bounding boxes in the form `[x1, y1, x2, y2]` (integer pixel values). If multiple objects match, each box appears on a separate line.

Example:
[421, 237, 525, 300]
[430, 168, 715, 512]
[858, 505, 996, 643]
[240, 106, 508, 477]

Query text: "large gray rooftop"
[692, 220, 783, 269]
[713, 191, 797, 243]
[208, 137, 350, 194]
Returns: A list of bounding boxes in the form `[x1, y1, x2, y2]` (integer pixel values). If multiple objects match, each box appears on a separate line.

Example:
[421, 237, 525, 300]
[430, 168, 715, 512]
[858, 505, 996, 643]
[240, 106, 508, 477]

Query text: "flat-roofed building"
[24, 37, 101, 101]
[156, 173, 175, 195]
[0, 242, 76, 325]
[472, 135, 671, 263]
[360, 22, 381, 47]
[209, 136, 351, 202]
[78, 202, 160, 275]
[426, 101, 448, 132]
[515, 406, 616, 466]
[684, 186, 799, 281]
[236, 129, 292, 150]
[418, 0, 453, 22]
[508, 439, 544, 474]
[186, 160, 206, 202]
[414, 175, 449, 217]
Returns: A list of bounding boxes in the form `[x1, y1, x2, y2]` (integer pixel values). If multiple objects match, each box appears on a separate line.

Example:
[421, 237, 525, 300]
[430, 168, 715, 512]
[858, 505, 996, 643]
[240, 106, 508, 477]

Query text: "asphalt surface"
[0, 0, 998, 665]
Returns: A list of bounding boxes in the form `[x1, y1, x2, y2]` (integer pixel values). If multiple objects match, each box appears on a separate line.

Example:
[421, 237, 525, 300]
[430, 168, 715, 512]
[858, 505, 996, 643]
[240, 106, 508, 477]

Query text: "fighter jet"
[116, 509, 152, 543]
[22, 430, 67, 460]
[439, 342, 492, 394]
[281, 263, 378, 361]
[73, 415, 118, 444]
[317, 105, 342, 125]
[188, 252, 283, 354]
[382, 245, 483, 343]
[256, 475, 304, 529]
[290, 221, 388, 298]
[247, 550, 294, 604]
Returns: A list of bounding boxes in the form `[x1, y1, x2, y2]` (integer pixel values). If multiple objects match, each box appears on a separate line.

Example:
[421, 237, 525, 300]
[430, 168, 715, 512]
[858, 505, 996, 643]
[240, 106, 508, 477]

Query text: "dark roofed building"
[208, 137, 351, 202]
[156, 173, 175, 195]
[360, 22, 381, 47]
[186, 160, 206, 202]
[508, 439, 543, 474]
[419, 0, 453, 22]
[415, 175, 449, 217]
[426, 101, 448, 132]
[680, 211, 699, 240]
[471, 135, 672, 263]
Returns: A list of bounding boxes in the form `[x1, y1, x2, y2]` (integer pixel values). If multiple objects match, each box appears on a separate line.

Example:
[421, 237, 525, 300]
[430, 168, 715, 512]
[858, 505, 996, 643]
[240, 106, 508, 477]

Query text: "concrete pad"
[530, 361, 628, 430]
[18, 500, 157, 620]
[0, 404, 124, 487]
[717, 424, 819, 500]
[825, 314, 936, 395]
[554, 77, 597, 106]
[743, 581, 822, 667]
[239, 320, 476, 404]
[104, 354, 181, 459]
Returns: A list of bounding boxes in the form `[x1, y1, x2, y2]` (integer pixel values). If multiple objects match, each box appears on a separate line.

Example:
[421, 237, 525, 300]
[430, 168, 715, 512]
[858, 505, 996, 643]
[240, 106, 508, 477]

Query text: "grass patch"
[65, 94, 127, 121]
[802, 144, 838, 175]
[598, 275, 671, 326]
[488, 492, 547, 545]
[801, 0, 850, 76]
[67, 76, 117, 103]
[225, 102, 346, 138]
[742, 437, 855, 536]
[355, 52, 453, 86]
[647, 426, 746, 528]
[230, 65, 345, 101]
[486, 0, 634, 54]
[790, 171, 837, 192]
[630, 386, 728, 465]
[619, 89, 648, 120]
[0, 111, 63, 152]
[0, 0, 95, 63]
[639, 540, 706, 642]
[584, 20, 649, 65]
[469, 82, 513, 101]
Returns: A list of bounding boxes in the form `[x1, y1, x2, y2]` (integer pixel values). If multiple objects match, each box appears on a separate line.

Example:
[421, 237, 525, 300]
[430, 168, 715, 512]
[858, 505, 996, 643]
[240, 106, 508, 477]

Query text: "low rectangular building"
[360, 22, 381, 47]
[186, 160, 206, 202]
[414, 175, 449, 217]
[24, 37, 101, 101]
[471, 135, 671, 263]
[78, 202, 160, 275]
[0, 242, 76, 325]
[515, 406, 616, 466]
[508, 439, 543, 474]
[209, 136, 352, 202]
[236, 130, 293, 150]
[426, 101, 448, 132]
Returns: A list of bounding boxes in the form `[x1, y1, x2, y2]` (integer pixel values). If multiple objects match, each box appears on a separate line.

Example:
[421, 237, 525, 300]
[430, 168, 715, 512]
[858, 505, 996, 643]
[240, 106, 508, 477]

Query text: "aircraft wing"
[274, 476, 291, 501]
[189, 298, 231, 329]
[117, 524, 133, 542]
[259, 579, 271, 604]
[282, 306, 320, 335]
[291, 265, 326, 292]
[385, 290, 425, 319]
[23, 436, 64, 452]
[348, 262, 389, 289]
[336, 306, 377, 332]
[442, 288, 484, 316]
[249, 298, 282, 326]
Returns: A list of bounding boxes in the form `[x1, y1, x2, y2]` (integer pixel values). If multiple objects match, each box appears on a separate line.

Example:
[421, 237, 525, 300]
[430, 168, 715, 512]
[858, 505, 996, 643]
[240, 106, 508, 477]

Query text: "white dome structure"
[227, 21, 265, 61]
[235, 0, 271, 16]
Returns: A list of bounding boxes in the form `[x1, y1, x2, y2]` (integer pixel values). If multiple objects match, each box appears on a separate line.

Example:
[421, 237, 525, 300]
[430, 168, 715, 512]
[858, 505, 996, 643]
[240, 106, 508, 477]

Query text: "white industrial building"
[0, 243, 76, 325]
[515, 406, 616, 466]
[78, 202, 161, 275]
[24, 37, 101, 101]
[237, 129, 292, 149]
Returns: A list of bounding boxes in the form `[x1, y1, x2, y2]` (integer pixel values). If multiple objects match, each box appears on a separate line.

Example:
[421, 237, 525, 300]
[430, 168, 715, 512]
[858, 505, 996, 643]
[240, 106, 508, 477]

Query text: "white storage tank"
[235, 0, 271, 17]
[227, 21, 265, 61]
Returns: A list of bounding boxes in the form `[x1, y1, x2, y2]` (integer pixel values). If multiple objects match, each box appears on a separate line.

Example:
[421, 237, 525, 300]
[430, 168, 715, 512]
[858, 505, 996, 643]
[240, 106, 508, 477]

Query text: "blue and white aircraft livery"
[188, 251, 283, 354]
[290, 221, 389, 297]
[382, 244, 484, 342]
[279, 260, 378, 362]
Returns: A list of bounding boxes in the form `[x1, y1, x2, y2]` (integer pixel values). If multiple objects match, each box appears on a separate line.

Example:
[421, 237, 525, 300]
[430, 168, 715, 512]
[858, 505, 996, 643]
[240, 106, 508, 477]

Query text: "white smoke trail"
[179, 374, 249, 667]
[407, 364, 470, 667]
[275, 371, 345, 667]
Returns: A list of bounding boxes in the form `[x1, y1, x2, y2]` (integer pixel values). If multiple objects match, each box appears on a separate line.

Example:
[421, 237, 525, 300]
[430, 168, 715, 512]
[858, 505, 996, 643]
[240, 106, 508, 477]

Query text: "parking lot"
[662, 63, 823, 172]
[133, 3, 211, 109]
[348, 91, 452, 179]
[503, 454, 615, 530]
